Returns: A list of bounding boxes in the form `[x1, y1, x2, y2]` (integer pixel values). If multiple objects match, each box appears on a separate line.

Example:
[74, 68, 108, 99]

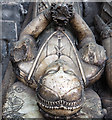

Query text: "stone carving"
[3, 82, 105, 119]
[50, 3, 73, 26]
[4, 1, 107, 119]
[3, 82, 43, 119]
[3, 84, 25, 118]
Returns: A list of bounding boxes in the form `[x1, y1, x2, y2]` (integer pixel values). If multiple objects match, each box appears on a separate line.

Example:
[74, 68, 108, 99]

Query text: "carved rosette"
[51, 3, 73, 26]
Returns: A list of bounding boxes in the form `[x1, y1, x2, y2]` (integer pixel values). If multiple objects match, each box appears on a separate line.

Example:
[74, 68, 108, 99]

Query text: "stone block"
[0, 20, 17, 42]
[2, 3, 21, 36]
[101, 2, 112, 24]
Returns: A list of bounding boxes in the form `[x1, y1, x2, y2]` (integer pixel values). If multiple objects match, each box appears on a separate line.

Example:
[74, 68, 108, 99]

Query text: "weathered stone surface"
[1, 40, 8, 59]
[10, 35, 37, 63]
[74, 89, 105, 118]
[2, 3, 21, 36]
[0, 40, 8, 67]
[2, 57, 10, 80]
[3, 83, 105, 119]
[1, 2, 110, 119]
[0, 20, 17, 79]
[0, 20, 17, 42]
[101, 2, 112, 24]
[83, 2, 101, 27]
[0, 20, 18, 80]
[105, 107, 112, 119]
[92, 74, 112, 119]
[2, 82, 43, 119]
[2, 61, 16, 104]
[0, 62, 2, 120]
[99, 89, 112, 119]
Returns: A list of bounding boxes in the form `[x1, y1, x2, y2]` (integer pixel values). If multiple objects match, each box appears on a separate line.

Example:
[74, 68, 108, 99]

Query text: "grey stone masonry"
[101, 2, 112, 24]
[0, 20, 17, 42]
[2, 3, 21, 37]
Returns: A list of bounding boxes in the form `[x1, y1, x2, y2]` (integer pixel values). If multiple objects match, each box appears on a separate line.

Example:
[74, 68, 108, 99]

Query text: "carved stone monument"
[2, 1, 109, 119]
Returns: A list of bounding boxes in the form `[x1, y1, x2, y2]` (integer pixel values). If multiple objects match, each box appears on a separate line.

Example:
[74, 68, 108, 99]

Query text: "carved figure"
[3, 2, 107, 119]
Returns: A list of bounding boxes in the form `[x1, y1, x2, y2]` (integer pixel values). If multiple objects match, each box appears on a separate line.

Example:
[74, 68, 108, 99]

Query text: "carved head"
[37, 59, 84, 116]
